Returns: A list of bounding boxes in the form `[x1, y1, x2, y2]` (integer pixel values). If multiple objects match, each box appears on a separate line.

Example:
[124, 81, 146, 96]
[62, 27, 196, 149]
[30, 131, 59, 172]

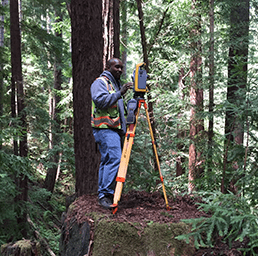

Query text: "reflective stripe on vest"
[91, 77, 121, 129]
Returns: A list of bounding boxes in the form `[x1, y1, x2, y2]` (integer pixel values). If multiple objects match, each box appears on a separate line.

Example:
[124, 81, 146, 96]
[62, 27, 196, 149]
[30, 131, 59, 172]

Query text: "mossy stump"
[60, 211, 195, 256]
[1, 239, 40, 256]
[92, 218, 195, 256]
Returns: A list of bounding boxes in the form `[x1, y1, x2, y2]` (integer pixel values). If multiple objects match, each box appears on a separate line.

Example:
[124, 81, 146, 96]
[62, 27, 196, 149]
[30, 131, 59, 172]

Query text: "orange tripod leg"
[111, 109, 140, 214]
[111, 99, 170, 214]
[141, 99, 171, 211]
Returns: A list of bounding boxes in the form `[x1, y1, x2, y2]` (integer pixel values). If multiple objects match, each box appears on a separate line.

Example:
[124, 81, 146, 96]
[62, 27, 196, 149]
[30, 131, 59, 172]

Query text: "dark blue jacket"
[91, 71, 126, 135]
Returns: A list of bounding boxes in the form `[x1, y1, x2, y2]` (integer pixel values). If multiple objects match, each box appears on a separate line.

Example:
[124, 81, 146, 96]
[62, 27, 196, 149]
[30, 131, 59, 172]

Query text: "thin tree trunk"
[136, 0, 149, 69]
[10, 0, 28, 237]
[147, 2, 172, 56]
[102, 0, 109, 68]
[223, 0, 249, 193]
[208, 0, 214, 172]
[113, 0, 120, 58]
[120, 0, 127, 79]
[0, 0, 8, 149]
[136, 0, 159, 172]
[188, 0, 203, 193]
[44, 7, 63, 194]
[103, 0, 120, 67]
[176, 67, 186, 176]
[10, 0, 18, 156]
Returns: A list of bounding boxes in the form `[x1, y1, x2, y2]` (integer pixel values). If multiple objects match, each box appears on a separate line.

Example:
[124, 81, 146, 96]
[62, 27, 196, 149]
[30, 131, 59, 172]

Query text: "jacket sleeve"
[91, 78, 122, 109]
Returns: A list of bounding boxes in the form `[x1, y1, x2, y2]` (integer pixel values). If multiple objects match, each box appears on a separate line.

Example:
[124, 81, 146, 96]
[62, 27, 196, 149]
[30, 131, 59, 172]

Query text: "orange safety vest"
[91, 77, 121, 129]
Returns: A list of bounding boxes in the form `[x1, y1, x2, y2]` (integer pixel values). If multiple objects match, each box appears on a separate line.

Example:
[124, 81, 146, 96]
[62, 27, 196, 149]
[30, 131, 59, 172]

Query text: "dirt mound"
[70, 190, 209, 225]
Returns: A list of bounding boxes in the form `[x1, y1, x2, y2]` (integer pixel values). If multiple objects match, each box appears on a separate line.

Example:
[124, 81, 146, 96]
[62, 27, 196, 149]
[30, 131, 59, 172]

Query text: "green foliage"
[28, 186, 65, 254]
[0, 150, 31, 243]
[176, 192, 258, 254]
[0, 0, 73, 253]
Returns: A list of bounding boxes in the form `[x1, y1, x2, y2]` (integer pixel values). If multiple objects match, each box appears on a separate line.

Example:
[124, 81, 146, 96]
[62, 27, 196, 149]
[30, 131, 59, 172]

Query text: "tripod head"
[132, 62, 148, 99]
[127, 63, 148, 124]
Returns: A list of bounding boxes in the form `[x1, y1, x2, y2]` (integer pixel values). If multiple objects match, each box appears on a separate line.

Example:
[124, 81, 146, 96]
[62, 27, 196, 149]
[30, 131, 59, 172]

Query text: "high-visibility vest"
[91, 76, 121, 129]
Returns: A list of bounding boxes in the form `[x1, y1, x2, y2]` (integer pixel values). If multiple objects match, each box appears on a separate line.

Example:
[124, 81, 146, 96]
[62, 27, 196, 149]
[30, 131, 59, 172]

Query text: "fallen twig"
[27, 215, 56, 256]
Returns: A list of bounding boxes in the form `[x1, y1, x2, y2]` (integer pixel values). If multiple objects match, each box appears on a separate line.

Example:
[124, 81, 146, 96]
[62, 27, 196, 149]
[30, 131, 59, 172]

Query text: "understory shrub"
[176, 191, 258, 255]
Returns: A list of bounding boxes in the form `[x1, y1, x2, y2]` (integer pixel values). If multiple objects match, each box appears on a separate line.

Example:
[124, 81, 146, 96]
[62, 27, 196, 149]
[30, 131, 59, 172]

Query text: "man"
[91, 58, 132, 209]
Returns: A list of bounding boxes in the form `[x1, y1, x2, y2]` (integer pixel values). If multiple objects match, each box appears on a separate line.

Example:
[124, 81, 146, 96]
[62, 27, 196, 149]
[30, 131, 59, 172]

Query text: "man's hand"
[120, 82, 133, 95]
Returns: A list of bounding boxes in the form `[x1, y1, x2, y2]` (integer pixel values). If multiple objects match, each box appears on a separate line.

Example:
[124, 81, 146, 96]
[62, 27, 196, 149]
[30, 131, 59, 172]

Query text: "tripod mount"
[111, 63, 171, 214]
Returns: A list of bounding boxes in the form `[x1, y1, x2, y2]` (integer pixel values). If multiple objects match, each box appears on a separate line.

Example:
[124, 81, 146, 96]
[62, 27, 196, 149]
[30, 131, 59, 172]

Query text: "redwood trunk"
[208, 0, 214, 172]
[176, 67, 186, 176]
[222, 0, 249, 193]
[44, 8, 63, 194]
[188, 0, 203, 193]
[10, 0, 28, 237]
[71, 0, 103, 196]
[120, 0, 127, 79]
[103, 0, 120, 67]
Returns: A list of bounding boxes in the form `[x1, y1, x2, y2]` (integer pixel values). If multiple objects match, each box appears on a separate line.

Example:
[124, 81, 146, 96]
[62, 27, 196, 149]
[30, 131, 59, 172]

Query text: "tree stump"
[1, 239, 40, 256]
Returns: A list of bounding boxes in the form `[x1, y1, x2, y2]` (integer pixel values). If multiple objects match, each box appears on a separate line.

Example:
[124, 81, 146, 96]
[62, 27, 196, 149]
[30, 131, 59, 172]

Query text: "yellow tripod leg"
[111, 109, 140, 214]
[141, 100, 171, 211]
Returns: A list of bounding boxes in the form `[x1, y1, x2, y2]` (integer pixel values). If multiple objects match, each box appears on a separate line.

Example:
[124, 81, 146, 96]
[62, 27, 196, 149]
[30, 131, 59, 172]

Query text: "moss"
[14, 240, 32, 254]
[143, 222, 194, 255]
[93, 221, 144, 256]
[86, 212, 108, 222]
[1, 240, 35, 256]
[92, 219, 195, 256]
[67, 202, 76, 215]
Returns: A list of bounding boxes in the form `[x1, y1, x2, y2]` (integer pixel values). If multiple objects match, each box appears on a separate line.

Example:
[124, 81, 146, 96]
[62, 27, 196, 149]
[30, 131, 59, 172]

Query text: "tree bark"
[102, 0, 120, 68]
[120, 0, 127, 80]
[10, 0, 28, 237]
[44, 5, 63, 194]
[188, 0, 204, 193]
[222, 0, 249, 193]
[176, 67, 186, 177]
[71, 0, 103, 196]
[136, 0, 149, 70]
[208, 0, 214, 173]
[0, 0, 8, 149]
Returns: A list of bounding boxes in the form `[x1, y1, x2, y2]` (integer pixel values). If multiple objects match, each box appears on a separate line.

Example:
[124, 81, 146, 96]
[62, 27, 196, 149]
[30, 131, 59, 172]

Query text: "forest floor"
[68, 190, 250, 256]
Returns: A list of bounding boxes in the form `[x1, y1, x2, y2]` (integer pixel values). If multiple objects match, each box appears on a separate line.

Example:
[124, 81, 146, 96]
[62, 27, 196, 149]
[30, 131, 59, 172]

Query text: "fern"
[176, 191, 258, 253]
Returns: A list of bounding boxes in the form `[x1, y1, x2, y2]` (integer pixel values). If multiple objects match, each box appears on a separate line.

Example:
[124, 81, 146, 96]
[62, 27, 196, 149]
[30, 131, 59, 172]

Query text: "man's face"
[108, 59, 123, 80]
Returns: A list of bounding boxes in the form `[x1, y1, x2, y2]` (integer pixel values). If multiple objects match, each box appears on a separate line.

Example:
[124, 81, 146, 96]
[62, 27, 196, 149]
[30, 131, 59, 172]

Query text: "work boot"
[98, 196, 112, 209]
[106, 193, 114, 202]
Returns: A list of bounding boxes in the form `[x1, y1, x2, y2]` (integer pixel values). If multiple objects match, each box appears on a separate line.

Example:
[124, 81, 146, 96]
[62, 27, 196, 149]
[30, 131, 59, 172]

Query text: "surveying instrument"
[111, 62, 171, 214]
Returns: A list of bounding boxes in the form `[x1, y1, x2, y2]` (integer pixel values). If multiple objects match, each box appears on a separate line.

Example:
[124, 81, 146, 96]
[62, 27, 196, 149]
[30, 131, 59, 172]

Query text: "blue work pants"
[92, 128, 122, 199]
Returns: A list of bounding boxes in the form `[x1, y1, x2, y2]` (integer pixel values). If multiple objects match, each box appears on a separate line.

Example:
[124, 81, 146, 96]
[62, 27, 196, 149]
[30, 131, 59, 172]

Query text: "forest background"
[1, 0, 258, 255]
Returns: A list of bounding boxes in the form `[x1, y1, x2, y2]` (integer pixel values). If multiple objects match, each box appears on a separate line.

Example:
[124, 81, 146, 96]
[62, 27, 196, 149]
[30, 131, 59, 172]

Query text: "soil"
[67, 190, 250, 256]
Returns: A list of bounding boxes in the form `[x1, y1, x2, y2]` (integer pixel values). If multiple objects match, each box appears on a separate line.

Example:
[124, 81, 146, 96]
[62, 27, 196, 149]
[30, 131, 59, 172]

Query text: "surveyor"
[91, 58, 132, 209]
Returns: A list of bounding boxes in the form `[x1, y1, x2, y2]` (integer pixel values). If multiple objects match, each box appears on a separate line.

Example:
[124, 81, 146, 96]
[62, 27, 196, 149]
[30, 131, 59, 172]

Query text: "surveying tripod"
[111, 63, 171, 214]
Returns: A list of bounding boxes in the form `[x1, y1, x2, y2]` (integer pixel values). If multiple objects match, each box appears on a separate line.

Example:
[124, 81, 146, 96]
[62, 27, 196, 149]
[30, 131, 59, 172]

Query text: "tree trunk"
[102, 0, 120, 68]
[136, 0, 159, 172]
[44, 6, 63, 194]
[222, 0, 249, 194]
[0, 0, 8, 149]
[113, 0, 120, 58]
[120, 0, 127, 80]
[71, 0, 103, 196]
[10, 0, 28, 237]
[10, 0, 18, 156]
[136, 0, 149, 70]
[188, 0, 203, 193]
[208, 0, 214, 173]
[176, 67, 186, 177]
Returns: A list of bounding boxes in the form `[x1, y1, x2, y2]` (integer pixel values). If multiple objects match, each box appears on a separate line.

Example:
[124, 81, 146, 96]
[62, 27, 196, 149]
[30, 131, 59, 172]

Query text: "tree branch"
[147, 1, 173, 55]
[27, 215, 56, 256]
